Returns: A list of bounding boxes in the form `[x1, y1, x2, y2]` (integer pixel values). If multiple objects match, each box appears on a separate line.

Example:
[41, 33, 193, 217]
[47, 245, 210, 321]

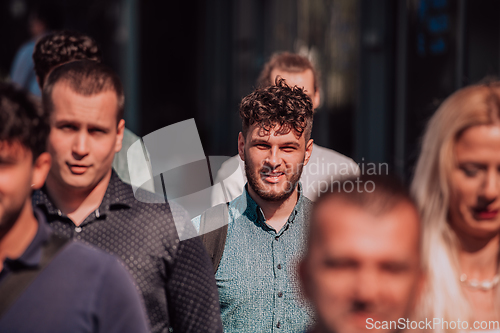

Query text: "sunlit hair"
[257, 52, 319, 92]
[411, 80, 500, 329]
[42, 60, 124, 123]
[240, 77, 313, 142]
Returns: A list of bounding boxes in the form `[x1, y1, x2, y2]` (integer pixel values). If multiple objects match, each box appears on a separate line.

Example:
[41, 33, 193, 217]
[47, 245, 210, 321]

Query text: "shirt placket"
[271, 230, 286, 332]
[55, 208, 102, 239]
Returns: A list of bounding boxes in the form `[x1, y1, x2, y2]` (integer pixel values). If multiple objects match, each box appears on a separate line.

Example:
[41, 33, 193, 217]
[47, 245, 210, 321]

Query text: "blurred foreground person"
[300, 175, 423, 333]
[412, 81, 500, 327]
[194, 78, 314, 332]
[32, 30, 146, 188]
[211, 52, 357, 205]
[33, 61, 222, 333]
[0, 83, 149, 333]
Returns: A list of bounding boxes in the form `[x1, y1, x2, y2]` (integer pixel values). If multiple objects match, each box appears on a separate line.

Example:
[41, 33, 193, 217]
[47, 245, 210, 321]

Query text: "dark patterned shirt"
[33, 171, 223, 333]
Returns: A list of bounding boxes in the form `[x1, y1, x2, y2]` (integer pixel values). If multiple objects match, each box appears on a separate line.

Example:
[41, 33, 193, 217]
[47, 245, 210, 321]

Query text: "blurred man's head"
[42, 60, 124, 194]
[33, 30, 102, 88]
[0, 83, 51, 238]
[28, 3, 62, 38]
[258, 52, 320, 110]
[300, 175, 423, 333]
[238, 78, 314, 202]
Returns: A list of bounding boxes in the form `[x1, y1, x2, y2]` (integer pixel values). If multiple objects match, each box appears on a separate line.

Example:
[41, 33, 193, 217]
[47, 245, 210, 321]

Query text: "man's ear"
[312, 90, 320, 110]
[115, 119, 125, 153]
[238, 132, 246, 161]
[36, 76, 42, 90]
[303, 139, 314, 166]
[31, 152, 51, 190]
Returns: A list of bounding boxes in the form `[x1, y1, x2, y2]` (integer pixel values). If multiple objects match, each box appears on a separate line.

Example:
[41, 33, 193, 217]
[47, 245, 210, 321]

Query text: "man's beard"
[244, 151, 303, 202]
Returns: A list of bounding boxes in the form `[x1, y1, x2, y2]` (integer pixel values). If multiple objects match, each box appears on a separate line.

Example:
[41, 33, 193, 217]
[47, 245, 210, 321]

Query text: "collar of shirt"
[238, 182, 304, 235]
[32, 170, 133, 224]
[2, 208, 51, 272]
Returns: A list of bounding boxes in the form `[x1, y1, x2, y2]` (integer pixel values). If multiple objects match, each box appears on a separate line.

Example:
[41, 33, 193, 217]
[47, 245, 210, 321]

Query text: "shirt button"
[278, 291, 283, 298]
[75, 227, 82, 233]
[276, 321, 281, 328]
[57, 209, 62, 216]
[277, 264, 282, 270]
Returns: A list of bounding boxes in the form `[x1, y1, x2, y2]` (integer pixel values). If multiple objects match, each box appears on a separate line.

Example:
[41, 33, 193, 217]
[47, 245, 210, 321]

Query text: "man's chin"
[255, 186, 296, 202]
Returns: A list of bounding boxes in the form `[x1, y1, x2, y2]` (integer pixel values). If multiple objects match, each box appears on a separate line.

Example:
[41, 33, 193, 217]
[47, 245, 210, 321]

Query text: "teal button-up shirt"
[193, 184, 313, 332]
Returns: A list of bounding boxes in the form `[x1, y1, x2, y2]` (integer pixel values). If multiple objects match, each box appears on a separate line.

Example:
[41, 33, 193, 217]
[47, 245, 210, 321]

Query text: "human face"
[300, 199, 422, 333]
[270, 68, 320, 109]
[238, 124, 313, 202]
[449, 125, 500, 239]
[0, 142, 50, 235]
[46, 83, 124, 193]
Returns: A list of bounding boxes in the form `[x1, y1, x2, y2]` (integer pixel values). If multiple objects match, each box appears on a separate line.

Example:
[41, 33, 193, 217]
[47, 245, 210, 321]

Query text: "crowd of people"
[0, 29, 499, 333]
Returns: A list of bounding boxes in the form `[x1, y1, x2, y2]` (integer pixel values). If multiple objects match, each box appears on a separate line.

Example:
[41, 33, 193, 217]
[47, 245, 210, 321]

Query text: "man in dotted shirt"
[33, 60, 223, 333]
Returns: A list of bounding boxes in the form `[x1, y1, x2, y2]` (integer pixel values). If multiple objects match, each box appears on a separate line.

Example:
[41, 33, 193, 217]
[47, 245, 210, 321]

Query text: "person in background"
[0, 82, 149, 333]
[211, 52, 357, 205]
[10, 3, 62, 96]
[33, 60, 222, 333]
[32, 30, 149, 189]
[412, 81, 500, 329]
[300, 175, 423, 333]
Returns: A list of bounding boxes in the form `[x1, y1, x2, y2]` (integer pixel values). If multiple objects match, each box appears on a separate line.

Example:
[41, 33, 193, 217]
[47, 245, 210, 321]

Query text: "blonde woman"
[412, 81, 500, 330]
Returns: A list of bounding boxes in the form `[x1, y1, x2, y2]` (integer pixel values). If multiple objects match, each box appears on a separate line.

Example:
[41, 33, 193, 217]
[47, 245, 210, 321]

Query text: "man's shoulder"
[311, 144, 357, 165]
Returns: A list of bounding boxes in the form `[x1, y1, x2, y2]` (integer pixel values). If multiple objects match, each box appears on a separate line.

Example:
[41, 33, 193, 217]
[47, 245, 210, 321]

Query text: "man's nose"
[72, 131, 90, 159]
[352, 269, 380, 307]
[265, 146, 282, 169]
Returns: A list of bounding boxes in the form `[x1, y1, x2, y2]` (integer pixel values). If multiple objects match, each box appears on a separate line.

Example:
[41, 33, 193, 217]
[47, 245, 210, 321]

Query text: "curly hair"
[257, 52, 319, 92]
[33, 30, 102, 88]
[0, 83, 50, 160]
[240, 77, 313, 141]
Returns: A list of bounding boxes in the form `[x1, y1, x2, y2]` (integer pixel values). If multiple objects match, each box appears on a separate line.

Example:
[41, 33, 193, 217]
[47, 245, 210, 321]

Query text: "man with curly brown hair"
[193, 78, 314, 333]
[211, 52, 358, 205]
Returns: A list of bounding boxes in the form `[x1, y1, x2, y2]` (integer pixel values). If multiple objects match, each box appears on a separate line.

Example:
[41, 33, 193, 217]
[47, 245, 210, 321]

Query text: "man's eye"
[60, 124, 77, 131]
[257, 144, 270, 149]
[89, 128, 105, 134]
[323, 259, 357, 270]
[282, 147, 296, 152]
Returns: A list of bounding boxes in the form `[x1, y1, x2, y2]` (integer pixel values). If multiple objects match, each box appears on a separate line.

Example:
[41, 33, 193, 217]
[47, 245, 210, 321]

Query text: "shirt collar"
[241, 182, 305, 231]
[4, 208, 52, 269]
[33, 169, 133, 218]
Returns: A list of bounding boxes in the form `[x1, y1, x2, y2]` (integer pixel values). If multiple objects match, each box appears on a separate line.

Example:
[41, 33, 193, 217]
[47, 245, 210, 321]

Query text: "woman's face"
[449, 124, 500, 239]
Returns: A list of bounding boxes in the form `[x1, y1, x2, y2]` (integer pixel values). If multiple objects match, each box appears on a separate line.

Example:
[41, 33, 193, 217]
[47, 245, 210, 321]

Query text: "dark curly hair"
[43, 60, 124, 123]
[257, 52, 319, 92]
[0, 83, 50, 160]
[33, 30, 102, 88]
[240, 77, 313, 141]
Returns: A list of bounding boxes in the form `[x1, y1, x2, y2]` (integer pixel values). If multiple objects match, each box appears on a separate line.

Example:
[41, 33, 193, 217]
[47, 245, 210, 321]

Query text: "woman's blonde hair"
[411, 81, 500, 330]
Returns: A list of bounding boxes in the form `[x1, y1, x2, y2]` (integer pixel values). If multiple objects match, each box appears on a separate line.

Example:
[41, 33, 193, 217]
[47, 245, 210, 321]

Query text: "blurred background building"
[1, 0, 499, 181]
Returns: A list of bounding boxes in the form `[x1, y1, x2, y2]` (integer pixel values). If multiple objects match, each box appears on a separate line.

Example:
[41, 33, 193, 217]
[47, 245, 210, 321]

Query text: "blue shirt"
[193, 184, 313, 332]
[0, 209, 149, 333]
[10, 40, 41, 97]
